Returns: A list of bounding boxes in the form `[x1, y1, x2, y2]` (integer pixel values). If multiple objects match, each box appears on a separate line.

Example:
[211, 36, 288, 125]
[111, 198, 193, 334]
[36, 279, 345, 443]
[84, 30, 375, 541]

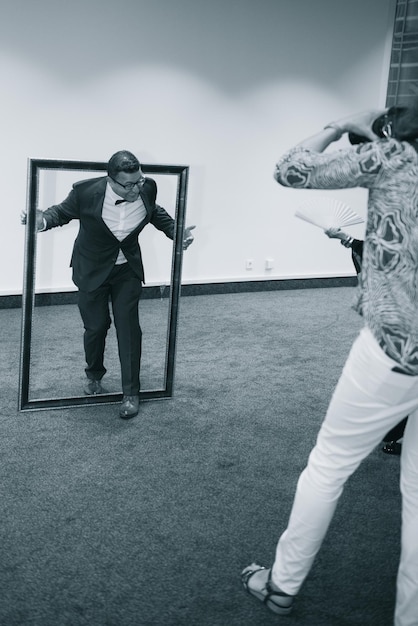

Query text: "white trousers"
[272, 327, 418, 626]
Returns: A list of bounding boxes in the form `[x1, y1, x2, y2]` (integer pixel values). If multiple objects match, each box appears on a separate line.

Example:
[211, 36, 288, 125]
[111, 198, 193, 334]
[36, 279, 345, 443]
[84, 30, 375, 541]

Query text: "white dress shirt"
[102, 182, 147, 265]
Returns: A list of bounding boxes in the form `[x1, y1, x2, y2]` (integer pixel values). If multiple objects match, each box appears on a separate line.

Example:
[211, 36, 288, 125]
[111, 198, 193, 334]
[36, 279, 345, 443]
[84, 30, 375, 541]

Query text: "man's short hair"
[107, 150, 140, 177]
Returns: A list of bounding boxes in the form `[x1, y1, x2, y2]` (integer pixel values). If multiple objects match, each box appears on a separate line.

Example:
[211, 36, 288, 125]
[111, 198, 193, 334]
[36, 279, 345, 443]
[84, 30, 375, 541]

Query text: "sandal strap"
[264, 589, 290, 604]
[265, 569, 292, 602]
[241, 565, 266, 592]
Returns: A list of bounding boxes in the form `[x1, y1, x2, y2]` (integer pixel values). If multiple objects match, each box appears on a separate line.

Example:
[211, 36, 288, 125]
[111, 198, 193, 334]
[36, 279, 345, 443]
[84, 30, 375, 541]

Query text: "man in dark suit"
[24, 150, 194, 419]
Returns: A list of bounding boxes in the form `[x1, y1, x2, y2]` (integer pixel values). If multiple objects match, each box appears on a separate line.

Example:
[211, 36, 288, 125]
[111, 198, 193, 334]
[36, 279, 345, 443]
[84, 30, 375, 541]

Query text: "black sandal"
[241, 563, 294, 615]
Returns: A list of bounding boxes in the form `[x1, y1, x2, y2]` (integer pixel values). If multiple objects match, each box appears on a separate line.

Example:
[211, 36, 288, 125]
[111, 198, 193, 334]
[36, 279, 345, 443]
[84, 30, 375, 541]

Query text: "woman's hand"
[333, 109, 388, 141]
[325, 227, 345, 240]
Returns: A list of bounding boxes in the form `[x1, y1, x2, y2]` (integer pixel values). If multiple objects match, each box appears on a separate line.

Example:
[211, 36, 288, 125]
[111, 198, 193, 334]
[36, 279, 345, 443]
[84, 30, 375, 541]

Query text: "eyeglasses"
[109, 174, 145, 190]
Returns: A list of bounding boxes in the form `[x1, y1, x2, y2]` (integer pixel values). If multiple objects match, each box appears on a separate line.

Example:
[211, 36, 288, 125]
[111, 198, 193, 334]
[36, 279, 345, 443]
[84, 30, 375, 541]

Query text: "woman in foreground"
[242, 102, 418, 626]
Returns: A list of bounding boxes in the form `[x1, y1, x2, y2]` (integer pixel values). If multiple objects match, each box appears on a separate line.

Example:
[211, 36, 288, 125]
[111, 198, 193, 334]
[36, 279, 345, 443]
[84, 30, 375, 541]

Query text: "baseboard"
[179, 276, 357, 296]
[0, 276, 358, 309]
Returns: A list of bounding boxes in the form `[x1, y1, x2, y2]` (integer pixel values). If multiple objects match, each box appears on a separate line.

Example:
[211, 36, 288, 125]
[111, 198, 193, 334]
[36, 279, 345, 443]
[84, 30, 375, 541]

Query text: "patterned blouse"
[274, 138, 418, 374]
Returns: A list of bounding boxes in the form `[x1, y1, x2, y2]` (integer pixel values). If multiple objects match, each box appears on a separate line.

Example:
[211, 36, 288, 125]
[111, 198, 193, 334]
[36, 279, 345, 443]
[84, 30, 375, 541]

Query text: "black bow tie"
[115, 199, 126, 205]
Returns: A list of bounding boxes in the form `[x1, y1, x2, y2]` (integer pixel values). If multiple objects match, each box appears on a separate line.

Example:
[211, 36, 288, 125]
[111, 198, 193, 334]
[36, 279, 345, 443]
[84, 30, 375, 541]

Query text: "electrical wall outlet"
[265, 258, 274, 270]
[245, 259, 254, 270]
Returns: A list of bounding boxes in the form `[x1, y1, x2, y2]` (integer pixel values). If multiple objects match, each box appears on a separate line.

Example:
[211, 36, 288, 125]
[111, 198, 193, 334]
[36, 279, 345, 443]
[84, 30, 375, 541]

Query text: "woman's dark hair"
[349, 99, 418, 144]
[388, 100, 418, 140]
[107, 150, 140, 177]
[348, 98, 418, 144]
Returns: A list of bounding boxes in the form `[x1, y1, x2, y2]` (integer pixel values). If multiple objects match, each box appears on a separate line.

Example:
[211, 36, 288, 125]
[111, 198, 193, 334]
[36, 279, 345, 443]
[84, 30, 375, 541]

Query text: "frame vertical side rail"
[165, 167, 189, 396]
[18, 160, 38, 410]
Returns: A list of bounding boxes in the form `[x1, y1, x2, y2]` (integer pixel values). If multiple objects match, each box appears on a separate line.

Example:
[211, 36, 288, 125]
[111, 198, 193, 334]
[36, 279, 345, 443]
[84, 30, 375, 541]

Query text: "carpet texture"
[0, 287, 402, 625]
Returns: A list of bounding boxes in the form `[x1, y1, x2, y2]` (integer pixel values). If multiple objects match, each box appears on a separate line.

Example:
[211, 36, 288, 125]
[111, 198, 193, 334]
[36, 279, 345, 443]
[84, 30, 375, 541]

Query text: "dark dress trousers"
[42, 176, 175, 394]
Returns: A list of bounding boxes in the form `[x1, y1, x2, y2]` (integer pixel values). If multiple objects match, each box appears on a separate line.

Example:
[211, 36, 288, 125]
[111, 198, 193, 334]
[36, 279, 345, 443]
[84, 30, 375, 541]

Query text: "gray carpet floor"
[0, 287, 402, 625]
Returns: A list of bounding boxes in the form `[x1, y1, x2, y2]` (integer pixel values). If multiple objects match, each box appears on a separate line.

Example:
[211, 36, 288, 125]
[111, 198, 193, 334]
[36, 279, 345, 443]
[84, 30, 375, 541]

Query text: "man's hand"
[20, 209, 45, 231]
[183, 225, 196, 250]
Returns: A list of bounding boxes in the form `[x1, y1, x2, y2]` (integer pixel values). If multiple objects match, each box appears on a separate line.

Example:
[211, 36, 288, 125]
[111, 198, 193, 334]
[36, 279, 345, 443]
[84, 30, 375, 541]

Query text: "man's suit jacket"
[42, 176, 175, 292]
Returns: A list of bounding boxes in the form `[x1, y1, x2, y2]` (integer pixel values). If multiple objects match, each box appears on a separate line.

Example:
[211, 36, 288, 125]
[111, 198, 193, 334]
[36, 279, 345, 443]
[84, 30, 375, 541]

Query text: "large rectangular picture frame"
[19, 158, 189, 412]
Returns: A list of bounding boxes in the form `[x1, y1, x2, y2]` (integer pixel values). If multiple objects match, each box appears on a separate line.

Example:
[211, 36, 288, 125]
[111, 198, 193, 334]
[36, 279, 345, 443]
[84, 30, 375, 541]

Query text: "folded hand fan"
[295, 196, 364, 230]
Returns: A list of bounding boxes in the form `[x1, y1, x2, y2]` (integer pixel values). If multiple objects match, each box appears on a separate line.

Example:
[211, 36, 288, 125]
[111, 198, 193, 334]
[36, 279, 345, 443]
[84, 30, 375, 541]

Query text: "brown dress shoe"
[84, 379, 107, 395]
[119, 395, 139, 419]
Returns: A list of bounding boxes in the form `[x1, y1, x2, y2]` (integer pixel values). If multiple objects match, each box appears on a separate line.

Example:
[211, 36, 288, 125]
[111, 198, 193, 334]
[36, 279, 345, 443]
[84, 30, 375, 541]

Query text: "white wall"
[1, 0, 396, 294]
